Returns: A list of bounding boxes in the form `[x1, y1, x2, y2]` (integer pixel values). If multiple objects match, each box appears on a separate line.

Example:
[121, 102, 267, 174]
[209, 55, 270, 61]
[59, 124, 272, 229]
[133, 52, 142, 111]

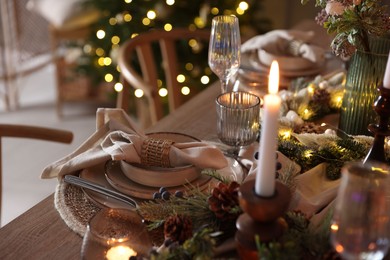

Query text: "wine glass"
[81, 208, 152, 260]
[215, 91, 260, 157]
[208, 15, 241, 93]
[330, 161, 390, 260]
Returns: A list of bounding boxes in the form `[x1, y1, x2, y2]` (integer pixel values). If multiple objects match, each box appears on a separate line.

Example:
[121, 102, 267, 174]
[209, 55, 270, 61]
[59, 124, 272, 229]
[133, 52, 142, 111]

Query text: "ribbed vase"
[338, 37, 390, 136]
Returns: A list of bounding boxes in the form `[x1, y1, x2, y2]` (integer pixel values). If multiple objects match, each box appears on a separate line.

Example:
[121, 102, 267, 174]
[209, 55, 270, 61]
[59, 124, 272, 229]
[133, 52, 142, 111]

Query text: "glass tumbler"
[81, 208, 152, 260]
[215, 91, 260, 155]
[330, 161, 390, 260]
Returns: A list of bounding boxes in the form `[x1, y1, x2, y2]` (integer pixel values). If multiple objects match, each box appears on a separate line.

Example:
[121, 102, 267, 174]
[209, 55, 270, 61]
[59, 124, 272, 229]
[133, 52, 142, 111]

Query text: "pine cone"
[164, 214, 193, 244]
[297, 122, 325, 134]
[208, 181, 240, 220]
[312, 89, 330, 105]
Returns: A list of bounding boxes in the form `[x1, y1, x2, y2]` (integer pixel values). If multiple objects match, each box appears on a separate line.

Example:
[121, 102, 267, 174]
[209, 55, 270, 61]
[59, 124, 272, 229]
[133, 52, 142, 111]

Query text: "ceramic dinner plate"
[79, 156, 244, 209]
[241, 51, 323, 77]
[105, 160, 212, 199]
[79, 163, 134, 209]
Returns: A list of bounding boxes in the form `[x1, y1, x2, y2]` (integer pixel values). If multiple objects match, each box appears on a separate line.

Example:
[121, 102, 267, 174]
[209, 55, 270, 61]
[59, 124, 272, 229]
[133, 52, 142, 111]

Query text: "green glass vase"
[338, 37, 390, 136]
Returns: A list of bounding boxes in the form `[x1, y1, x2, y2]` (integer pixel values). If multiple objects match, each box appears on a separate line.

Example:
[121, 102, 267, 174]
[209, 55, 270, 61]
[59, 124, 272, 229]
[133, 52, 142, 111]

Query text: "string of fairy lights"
[84, 0, 252, 100]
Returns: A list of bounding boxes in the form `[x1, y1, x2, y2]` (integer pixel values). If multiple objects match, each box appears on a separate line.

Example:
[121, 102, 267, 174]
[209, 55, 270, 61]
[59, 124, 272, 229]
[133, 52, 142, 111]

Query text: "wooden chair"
[117, 28, 210, 127]
[0, 124, 73, 223]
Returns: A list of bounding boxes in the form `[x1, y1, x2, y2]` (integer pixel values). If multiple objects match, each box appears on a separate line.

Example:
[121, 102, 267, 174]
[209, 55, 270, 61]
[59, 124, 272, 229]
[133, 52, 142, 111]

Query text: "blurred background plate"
[243, 51, 323, 76]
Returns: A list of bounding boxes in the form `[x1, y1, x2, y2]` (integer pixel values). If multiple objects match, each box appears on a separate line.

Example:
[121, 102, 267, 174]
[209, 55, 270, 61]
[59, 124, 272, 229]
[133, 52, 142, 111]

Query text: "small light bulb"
[114, 83, 123, 92]
[96, 30, 106, 39]
[134, 89, 144, 98]
[159, 88, 168, 97]
[181, 86, 190, 95]
[200, 75, 209, 84]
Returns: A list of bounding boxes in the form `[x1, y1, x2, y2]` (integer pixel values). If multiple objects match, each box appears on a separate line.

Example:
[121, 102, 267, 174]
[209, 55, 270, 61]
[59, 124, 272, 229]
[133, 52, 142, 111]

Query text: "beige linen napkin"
[241, 29, 326, 64]
[291, 163, 340, 218]
[41, 108, 228, 179]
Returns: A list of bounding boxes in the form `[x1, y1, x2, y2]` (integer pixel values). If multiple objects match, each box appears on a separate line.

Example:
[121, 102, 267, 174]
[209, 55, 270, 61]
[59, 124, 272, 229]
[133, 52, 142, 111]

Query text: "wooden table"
[0, 83, 221, 259]
[0, 34, 343, 257]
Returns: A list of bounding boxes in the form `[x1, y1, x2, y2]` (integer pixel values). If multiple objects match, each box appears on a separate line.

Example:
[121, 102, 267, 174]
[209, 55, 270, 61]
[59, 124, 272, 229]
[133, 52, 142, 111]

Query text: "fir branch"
[201, 169, 232, 184]
[255, 210, 335, 259]
[277, 162, 299, 192]
[305, 209, 334, 257]
[255, 211, 309, 260]
[279, 133, 371, 180]
[150, 227, 219, 260]
[138, 189, 218, 232]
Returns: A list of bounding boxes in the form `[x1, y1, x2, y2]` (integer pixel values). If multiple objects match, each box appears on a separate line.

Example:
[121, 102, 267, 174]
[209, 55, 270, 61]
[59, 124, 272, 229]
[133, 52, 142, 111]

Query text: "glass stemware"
[208, 15, 241, 93]
[215, 91, 260, 157]
[330, 162, 390, 260]
[81, 208, 152, 260]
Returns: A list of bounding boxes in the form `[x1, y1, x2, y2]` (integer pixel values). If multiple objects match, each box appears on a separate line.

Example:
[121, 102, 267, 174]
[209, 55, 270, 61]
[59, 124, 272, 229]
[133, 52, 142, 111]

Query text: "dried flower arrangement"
[301, 0, 390, 57]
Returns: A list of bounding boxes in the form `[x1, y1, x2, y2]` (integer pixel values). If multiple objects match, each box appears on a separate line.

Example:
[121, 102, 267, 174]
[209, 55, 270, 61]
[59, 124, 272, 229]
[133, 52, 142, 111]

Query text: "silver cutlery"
[223, 152, 250, 179]
[64, 175, 138, 209]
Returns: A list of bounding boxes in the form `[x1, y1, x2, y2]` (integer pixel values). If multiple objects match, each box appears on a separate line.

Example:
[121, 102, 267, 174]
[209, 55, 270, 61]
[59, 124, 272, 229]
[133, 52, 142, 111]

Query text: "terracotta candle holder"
[235, 179, 291, 259]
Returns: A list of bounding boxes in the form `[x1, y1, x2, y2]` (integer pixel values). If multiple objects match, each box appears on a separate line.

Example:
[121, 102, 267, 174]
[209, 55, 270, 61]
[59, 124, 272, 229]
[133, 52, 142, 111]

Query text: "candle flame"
[268, 60, 279, 94]
[106, 246, 136, 260]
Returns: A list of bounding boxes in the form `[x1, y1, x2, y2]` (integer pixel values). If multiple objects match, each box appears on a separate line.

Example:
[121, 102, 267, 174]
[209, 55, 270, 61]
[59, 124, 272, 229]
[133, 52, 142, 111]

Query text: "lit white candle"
[383, 51, 390, 89]
[255, 61, 281, 197]
[106, 245, 136, 260]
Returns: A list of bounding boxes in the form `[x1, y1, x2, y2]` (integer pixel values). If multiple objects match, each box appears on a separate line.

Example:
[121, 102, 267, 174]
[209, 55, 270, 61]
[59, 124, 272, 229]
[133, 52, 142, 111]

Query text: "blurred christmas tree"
[73, 0, 270, 115]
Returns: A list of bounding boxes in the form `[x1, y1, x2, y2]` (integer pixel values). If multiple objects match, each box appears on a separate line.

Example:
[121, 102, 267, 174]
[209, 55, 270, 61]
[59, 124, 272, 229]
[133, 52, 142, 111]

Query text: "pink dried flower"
[315, 9, 329, 26]
[325, 1, 346, 16]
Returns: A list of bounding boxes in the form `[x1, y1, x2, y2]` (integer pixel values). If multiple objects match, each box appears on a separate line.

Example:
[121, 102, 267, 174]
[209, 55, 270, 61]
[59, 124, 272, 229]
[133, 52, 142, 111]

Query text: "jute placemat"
[54, 180, 101, 237]
[54, 180, 165, 244]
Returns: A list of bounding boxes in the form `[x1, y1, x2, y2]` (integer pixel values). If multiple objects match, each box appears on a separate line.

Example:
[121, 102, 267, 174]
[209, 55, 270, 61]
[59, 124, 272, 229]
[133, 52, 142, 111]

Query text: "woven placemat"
[54, 180, 164, 244]
[54, 180, 101, 237]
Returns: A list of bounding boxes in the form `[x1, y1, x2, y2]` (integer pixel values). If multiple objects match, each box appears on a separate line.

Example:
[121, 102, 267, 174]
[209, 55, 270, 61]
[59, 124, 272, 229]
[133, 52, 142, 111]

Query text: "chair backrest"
[0, 124, 73, 224]
[117, 28, 210, 127]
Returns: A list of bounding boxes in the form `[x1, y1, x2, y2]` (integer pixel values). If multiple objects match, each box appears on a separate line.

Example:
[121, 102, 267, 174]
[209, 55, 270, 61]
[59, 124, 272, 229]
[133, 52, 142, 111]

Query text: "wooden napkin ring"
[141, 138, 174, 168]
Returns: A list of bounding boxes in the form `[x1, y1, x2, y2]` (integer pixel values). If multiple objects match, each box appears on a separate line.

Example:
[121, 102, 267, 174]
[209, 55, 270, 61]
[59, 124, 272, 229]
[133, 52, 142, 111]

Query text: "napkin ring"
[141, 138, 174, 168]
[287, 40, 304, 56]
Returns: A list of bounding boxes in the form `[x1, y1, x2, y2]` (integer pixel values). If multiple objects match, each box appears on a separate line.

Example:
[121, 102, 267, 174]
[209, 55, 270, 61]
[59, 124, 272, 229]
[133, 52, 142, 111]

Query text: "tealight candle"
[106, 245, 136, 260]
[255, 60, 281, 197]
[383, 51, 390, 89]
